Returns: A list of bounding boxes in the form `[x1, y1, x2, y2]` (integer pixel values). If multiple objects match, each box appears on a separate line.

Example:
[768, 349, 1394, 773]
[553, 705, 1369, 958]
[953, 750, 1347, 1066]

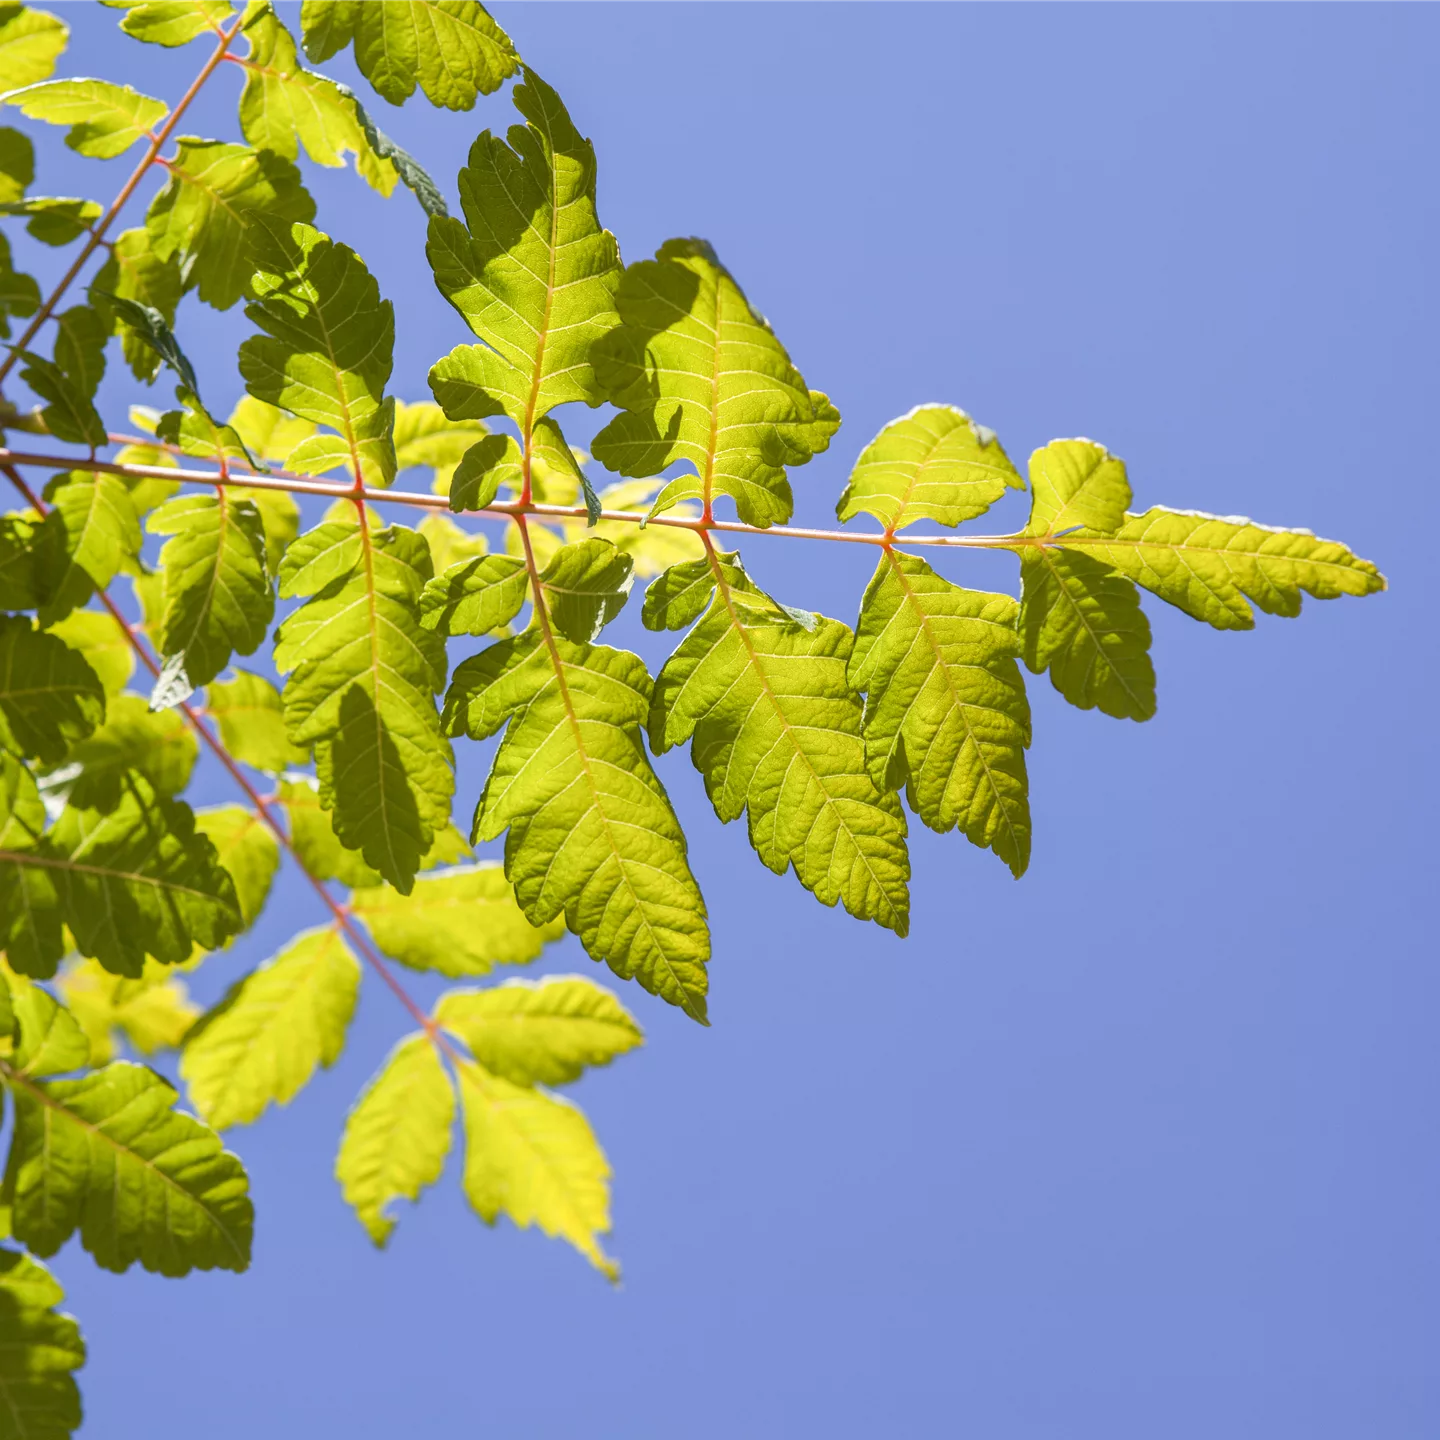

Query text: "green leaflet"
[0, 514, 38, 611]
[194, 803, 279, 930]
[206, 669, 307, 771]
[100, 0, 233, 47]
[427, 70, 619, 434]
[237, 3, 398, 197]
[3, 1059, 253, 1275]
[55, 956, 198, 1065]
[591, 238, 840, 528]
[95, 289, 196, 393]
[416, 513, 489, 573]
[43, 692, 196, 809]
[8, 981, 89, 1078]
[147, 491, 273, 687]
[336, 1032, 453, 1247]
[274, 519, 454, 892]
[89, 228, 184, 382]
[35, 475, 142, 625]
[436, 975, 642, 1087]
[226, 393, 316, 465]
[443, 627, 711, 1022]
[10, 349, 104, 449]
[182, 925, 360, 1129]
[0, 754, 63, 973]
[155, 387, 256, 469]
[536, 537, 633, 644]
[50, 305, 106, 404]
[849, 551, 1031, 876]
[0, 616, 104, 765]
[145, 137, 315, 311]
[419, 551, 526, 637]
[241, 219, 396, 487]
[544, 477, 706, 579]
[1018, 546, 1155, 721]
[0, 1247, 85, 1440]
[0, 773, 243, 978]
[0, 5, 67, 90]
[1057, 506, 1386, 631]
[1024, 437, 1131, 537]
[0, 196, 100, 247]
[299, 0, 518, 111]
[1015, 440, 1155, 721]
[47, 609, 132, 698]
[837, 404, 1024, 531]
[648, 550, 911, 934]
[0, 124, 33, 203]
[1, 78, 166, 159]
[350, 861, 564, 977]
[456, 1059, 616, 1280]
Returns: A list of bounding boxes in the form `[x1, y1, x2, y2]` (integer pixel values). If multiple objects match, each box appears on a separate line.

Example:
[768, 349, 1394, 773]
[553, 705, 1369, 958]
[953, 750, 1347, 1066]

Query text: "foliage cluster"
[0, 1, 1383, 1430]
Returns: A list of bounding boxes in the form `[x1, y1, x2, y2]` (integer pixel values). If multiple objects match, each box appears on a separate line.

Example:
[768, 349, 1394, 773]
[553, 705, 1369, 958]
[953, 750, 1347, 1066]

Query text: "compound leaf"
[181, 925, 359, 1129]
[456, 1059, 616, 1280]
[299, 0, 518, 111]
[0, 1247, 85, 1440]
[34, 475, 140, 626]
[145, 137, 314, 311]
[350, 861, 563, 977]
[274, 519, 453, 892]
[436, 975, 641, 1087]
[1, 78, 166, 159]
[849, 551, 1031, 876]
[427, 70, 619, 433]
[147, 490, 273, 686]
[4, 1058, 253, 1275]
[591, 238, 839, 528]
[336, 1031, 453, 1247]
[648, 550, 910, 933]
[418, 551, 526, 637]
[241, 219, 396, 486]
[443, 628, 711, 1021]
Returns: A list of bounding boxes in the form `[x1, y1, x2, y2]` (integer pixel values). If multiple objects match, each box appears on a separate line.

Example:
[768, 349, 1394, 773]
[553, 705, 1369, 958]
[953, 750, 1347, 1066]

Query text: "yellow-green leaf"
[2, 78, 166, 159]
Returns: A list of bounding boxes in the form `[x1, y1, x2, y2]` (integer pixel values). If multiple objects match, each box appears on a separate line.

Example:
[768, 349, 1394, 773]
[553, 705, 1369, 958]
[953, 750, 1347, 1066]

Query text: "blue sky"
[18, 3, 1437, 1436]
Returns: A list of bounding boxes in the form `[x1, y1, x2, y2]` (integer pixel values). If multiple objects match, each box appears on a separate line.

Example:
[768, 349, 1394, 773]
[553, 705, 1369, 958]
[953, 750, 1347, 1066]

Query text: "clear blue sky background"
[18, 3, 1436, 1436]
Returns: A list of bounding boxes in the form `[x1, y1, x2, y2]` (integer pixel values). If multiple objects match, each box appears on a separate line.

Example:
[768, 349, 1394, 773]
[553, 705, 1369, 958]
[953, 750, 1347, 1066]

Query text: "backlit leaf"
[194, 803, 278, 931]
[43, 692, 196, 809]
[56, 955, 197, 1065]
[350, 862, 563, 977]
[648, 550, 910, 933]
[849, 551, 1031, 876]
[89, 226, 184, 382]
[100, 0, 232, 47]
[0, 5, 67, 89]
[0, 196, 99, 247]
[0, 1246, 85, 1440]
[9, 349, 104, 449]
[436, 975, 641, 1087]
[46, 609, 131, 698]
[182, 925, 359, 1129]
[274, 518, 453, 891]
[336, 1031, 452, 1247]
[206, 669, 306, 771]
[147, 490, 273, 686]
[418, 551, 526, 637]
[426, 71, 619, 429]
[241, 218, 396, 486]
[457, 1059, 616, 1279]
[592, 238, 839, 527]
[5, 1059, 252, 1274]
[145, 137, 315, 311]
[1, 78, 166, 159]
[299, 0, 518, 111]
[0, 615, 105, 765]
[444, 628, 711, 1021]
[837, 404, 1023, 531]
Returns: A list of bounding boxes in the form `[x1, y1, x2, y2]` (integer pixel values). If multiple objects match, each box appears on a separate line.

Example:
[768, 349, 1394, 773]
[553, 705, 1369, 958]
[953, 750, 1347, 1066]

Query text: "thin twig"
[0, 446, 1047, 552]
